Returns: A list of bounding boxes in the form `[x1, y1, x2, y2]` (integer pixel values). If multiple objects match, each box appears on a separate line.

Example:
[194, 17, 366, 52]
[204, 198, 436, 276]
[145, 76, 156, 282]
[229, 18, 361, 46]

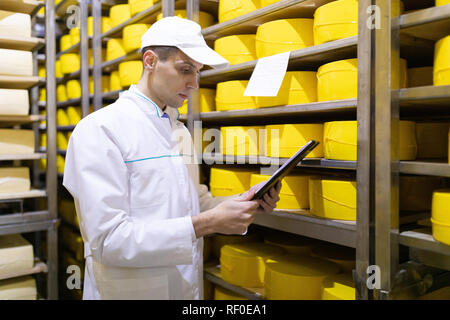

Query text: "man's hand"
[250, 180, 282, 213]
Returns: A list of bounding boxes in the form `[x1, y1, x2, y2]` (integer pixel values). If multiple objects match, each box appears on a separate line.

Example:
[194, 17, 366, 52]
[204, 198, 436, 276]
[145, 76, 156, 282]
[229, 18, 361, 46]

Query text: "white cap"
[140, 16, 229, 69]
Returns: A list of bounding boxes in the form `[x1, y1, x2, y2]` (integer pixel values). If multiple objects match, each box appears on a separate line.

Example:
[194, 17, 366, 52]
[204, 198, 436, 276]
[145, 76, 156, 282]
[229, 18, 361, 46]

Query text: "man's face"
[148, 50, 203, 109]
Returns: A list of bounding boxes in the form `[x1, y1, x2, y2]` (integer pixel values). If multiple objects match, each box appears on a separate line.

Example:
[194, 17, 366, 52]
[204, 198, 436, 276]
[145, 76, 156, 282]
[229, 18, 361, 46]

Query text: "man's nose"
[187, 74, 200, 90]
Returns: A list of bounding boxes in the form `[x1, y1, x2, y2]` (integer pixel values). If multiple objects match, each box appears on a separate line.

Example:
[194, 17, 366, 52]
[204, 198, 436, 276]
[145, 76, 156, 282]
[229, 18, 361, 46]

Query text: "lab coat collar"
[127, 85, 180, 126]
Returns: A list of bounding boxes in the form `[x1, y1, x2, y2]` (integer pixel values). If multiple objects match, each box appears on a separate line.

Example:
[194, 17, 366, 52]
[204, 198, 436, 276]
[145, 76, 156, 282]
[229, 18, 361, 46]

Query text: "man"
[63, 16, 281, 300]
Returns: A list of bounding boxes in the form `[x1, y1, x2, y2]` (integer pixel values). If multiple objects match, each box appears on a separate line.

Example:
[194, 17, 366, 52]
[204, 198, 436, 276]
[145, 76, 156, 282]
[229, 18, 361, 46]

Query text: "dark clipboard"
[251, 140, 320, 200]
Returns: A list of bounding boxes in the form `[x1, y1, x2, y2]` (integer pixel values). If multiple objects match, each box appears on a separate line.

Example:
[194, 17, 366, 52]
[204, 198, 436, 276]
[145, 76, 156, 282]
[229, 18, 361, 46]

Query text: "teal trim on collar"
[125, 154, 193, 163]
[129, 87, 161, 118]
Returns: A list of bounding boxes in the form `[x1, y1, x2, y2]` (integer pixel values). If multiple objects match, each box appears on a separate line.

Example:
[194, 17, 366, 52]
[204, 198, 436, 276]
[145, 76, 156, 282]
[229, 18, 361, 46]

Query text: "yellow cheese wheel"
[66, 106, 81, 125]
[56, 84, 67, 102]
[436, 0, 450, 6]
[313, 0, 404, 46]
[55, 60, 63, 78]
[123, 24, 150, 53]
[261, 0, 279, 6]
[179, 88, 216, 114]
[400, 175, 443, 212]
[60, 34, 72, 51]
[415, 122, 449, 159]
[434, 35, 450, 86]
[39, 88, 46, 102]
[407, 67, 433, 88]
[38, 66, 45, 78]
[69, 27, 79, 46]
[57, 132, 68, 150]
[89, 76, 110, 94]
[317, 58, 407, 101]
[106, 39, 126, 61]
[66, 79, 81, 100]
[214, 35, 257, 65]
[309, 177, 356, 221]
[214, 286, 247, 300]
[220, 126, 265, 156]
[263, 231, 319, 255]
[216, 80, 258, 111]
[211, 232, 263, 259]
[321, 273, 356, 300]
[265, 254, 340, 300]
[265, 124, 324, 158]
[218, 0, 260, 24]
[251, 174, 310, 210]
[110, 4, 131, 28]
[57, 109, 70, 126]
[323, 120, 417, 161]
[156, 10, 214, 29]
[88, 16, 112, 36]
[57, 155, 65, 174]
[118, 60, 143, 87]
[431, 189, 450, 245]
[311, 243, 356, 273]
[220, 242, 286, 287]
[256, 71, 317, 107]
[109, 71, 122, 92]
[255, 19, 314, 58]
[210, 167, 255, 196]
[60, 53, 80, 74]
[129, 0, 157, 17]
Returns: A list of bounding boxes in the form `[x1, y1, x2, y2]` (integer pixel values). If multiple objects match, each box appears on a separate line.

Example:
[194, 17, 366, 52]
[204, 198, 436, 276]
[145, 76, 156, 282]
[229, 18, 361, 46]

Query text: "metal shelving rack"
[372, 0, 450, 299]
[0, 0, 58, 299]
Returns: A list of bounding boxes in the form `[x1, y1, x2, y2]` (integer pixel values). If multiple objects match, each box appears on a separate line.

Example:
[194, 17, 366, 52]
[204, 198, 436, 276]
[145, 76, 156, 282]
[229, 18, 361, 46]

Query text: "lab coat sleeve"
[62, 119, 195, 268]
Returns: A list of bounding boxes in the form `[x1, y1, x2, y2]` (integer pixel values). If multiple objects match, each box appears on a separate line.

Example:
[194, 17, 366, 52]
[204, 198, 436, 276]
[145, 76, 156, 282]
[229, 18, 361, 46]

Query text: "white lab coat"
[63, 85, 226, 300]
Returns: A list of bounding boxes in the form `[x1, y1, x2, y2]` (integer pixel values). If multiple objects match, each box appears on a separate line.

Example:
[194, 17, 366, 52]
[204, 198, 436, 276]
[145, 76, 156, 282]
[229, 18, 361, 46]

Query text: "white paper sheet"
[244, 51, 290, 97]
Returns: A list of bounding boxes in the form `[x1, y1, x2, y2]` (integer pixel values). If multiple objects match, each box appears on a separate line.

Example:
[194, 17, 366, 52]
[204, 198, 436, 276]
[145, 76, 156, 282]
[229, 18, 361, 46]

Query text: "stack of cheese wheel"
[220, 126, 265, 156]
[321, 273, 356, 300]
[407, 67, 433, 88]
[123, 24, 150, 53]
[110, 4, 131, 28]
[0, 89, 29, 115]
[431, 189, 450, 245]
[214, 286, 247, 300]
[265, 124, 324, 158]
[317, 58, 407, 101]
[156, 10, 214, 29]
[60, 224, 84, 261]
[309, 177, 357, 221]
[66, 107, 81, 125]
[399, 176, 443, 212]
[0, 276, 36, 300]
[323, 120, 417, 161]
[87, 16, 112, 36]
[434, 35, 450, 86]
[220, 242, 286, 287]
[110, 71, 122, 92]
[60, 53, 80, 74]
[255, 18, 314, 58]
[106, 39, 126, 61]
[250, 173, 310, 210]
[265, 254, 340, 300]
[416, 122, 449, 159]
[264, 231, 320, 255]
[57, 109, 70, 126]
[214, 35, 257, 65]
[218, 0, 260, 23]
[256, 71, 317, 107]
[209, 167, 255, 196]
[311, 243, 356, 273]
[210, 232, 263, 259]
[313, 0, 403, 46]
[118, 61, 143, 87]
[129, 0, 161, 17]
[179, 88, 216, 114]
[0, 129, 34, 155]
[216, 80, 258, 111]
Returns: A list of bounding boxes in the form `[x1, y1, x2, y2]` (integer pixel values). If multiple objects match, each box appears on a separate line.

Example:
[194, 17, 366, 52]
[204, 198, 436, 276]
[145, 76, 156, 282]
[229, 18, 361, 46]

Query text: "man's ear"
[143, 50, 157, 72]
